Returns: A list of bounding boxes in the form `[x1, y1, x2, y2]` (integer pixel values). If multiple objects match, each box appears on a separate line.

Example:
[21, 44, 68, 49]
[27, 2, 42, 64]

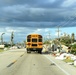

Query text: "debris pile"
[74, 60, 76, 66]
[55, 53, 76, 66]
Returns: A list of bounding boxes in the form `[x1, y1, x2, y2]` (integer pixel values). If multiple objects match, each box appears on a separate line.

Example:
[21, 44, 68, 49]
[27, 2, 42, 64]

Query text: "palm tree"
[71, 33, 75, 43]
[11, 32, 14, 46]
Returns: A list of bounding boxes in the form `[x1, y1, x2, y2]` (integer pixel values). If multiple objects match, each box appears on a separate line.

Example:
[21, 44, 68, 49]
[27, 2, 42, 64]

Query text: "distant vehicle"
[26, 34, 43, 53]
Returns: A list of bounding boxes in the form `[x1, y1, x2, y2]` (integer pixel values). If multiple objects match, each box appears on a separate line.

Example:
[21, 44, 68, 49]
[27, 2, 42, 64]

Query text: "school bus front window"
[32, 39, 37, 42]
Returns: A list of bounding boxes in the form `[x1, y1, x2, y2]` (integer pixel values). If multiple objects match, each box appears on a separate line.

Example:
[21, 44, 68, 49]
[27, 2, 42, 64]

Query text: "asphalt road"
[0, 49, 76, 75]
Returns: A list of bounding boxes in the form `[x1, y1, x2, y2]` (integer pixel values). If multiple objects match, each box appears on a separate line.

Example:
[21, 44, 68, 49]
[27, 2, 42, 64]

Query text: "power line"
[56, 11, 76, 28]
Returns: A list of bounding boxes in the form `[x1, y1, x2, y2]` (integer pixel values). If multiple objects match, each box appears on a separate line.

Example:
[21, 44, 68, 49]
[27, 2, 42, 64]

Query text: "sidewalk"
[44, 54, 76, 75]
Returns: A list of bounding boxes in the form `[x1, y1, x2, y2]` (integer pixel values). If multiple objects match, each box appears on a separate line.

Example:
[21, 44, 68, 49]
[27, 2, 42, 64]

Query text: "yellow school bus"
[26, 34, 43, 53]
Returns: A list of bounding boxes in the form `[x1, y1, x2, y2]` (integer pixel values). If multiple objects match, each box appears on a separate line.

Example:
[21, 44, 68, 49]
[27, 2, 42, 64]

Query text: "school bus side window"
[27, 38, 30, 42]
[39, 39, 42, 42]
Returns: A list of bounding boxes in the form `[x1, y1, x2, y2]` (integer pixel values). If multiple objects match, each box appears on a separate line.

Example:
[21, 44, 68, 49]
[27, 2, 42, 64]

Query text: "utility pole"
[56, 26, 61, 41]
[49, 32, 51, 41]
[56, 26, 61, 52]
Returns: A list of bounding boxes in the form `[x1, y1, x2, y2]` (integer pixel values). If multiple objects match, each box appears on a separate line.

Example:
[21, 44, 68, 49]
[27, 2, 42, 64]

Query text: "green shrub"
[0, 49, 4, 52]
[72, 44, 76, 49]
[71, 50, 76, 55]
[70, 44, 76, 55]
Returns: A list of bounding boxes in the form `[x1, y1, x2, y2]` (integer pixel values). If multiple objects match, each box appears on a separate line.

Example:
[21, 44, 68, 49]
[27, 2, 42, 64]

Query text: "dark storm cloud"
[0, 0, 76, 28]
[1, 8, 65, 22]
[0, 0, 64, 8]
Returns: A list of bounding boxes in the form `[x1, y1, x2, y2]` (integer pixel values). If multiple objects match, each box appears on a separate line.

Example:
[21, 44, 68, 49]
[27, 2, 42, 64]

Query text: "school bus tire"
[27, 49, 31, 53]
[38, 50, 42, 54]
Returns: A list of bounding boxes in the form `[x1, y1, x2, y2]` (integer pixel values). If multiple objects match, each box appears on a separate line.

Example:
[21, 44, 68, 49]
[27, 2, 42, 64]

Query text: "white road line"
[44, 55, 71, 75]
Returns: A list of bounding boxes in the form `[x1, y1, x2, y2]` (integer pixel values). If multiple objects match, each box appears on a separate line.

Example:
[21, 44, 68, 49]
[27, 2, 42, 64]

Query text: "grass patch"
[0, 49, 4, 52]
[63, 58, 74, 63]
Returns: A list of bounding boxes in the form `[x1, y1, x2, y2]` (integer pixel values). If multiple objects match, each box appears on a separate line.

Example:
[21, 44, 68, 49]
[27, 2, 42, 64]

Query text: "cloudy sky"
[0, 0, 76, 43]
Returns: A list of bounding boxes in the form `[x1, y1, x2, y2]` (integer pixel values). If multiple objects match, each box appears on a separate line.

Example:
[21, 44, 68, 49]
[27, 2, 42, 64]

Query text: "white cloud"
[37, 29, 42, 31]
[5, 27, 17, 32]
[29, 28, 51, 35]
[5, 27, 29, 33]
[30, 28, 42, 34]
[44, 29, 49, 32]
[62, 0, 76, 7]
